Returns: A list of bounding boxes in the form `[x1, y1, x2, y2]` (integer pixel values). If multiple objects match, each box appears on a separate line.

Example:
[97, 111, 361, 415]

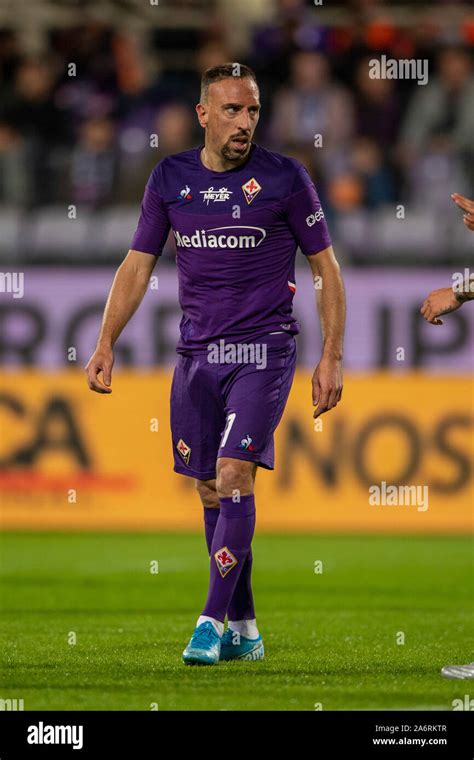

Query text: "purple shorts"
[170, 332, 297, 480]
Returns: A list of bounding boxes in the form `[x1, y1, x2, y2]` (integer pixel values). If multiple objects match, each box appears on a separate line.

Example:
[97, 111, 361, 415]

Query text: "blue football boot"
[219, 628, 265, 661]
[182, 621, 221, 665]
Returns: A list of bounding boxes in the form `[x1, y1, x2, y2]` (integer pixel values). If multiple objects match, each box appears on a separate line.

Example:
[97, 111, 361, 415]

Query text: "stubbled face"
[196, 77, 260, 163]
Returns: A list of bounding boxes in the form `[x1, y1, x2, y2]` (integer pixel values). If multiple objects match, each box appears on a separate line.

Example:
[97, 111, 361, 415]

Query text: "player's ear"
[196, 102, 208, 128]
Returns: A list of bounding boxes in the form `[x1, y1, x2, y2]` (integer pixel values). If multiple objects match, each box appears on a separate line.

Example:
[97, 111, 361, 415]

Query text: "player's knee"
[195, 479, 219, 508]
[216, 458, 255, 498]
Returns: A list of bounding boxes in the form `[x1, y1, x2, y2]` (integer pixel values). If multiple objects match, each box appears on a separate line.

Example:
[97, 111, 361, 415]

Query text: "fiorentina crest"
[176, 438, 191, 465]
[241, 177, 262, 204]
[214, 546, 238, 578]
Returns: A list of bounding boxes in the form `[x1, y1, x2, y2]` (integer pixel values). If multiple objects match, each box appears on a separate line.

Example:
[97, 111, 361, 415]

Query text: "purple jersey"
[130, 143, 331, 353]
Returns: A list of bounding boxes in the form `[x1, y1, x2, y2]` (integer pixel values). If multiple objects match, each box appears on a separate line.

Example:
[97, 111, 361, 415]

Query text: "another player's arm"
[85, 250, 156, 393]
[307, 245, 346, 418]
[421, 278, 474, 325]
[421, 192, 474, 325]
[451, 192, 474, 231]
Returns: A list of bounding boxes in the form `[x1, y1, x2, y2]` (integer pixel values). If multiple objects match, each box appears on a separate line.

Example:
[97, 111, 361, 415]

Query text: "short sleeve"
[285, 164, 332, 256]
[130, 167, 171, 256]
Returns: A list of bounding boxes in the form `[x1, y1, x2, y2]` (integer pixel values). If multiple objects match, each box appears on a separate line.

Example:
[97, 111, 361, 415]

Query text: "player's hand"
[420, 287, 462, 325]
[85, 345, 114, 393]
[451, 193, 474, 231]
[312, 356, 343, 419]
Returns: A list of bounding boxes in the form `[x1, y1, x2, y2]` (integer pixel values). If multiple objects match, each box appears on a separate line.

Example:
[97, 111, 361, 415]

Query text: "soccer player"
[421, 192, 473, 680]
[85, 63, 346, 665]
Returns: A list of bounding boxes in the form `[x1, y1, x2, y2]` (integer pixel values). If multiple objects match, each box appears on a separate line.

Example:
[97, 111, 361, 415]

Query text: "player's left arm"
[307, 246, 346, 418]
[284, 162, 346, 417]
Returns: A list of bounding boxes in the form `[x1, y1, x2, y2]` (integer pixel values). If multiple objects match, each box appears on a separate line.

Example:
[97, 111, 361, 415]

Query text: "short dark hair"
[200, 62, 258, 102]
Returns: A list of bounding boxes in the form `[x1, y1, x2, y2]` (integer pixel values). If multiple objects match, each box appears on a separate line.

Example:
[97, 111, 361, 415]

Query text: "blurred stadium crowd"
[0, 0, 473, 265]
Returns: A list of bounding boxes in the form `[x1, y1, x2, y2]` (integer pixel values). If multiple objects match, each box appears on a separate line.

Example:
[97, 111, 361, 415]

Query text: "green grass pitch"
[0, 533, 471, 711]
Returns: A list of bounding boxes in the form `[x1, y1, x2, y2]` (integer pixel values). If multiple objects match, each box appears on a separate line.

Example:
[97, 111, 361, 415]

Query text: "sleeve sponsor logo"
[306, 209, 325, 227]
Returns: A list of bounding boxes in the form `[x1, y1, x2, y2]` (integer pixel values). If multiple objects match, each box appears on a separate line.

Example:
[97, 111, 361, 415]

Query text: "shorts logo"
[176, 438, 191, 465]
[237, 434, 255, 451]
[306, 209, 325, 226]
[215, 547, 238, 577]
[288, 280, 296, 293]
[242, 177, 262, 204]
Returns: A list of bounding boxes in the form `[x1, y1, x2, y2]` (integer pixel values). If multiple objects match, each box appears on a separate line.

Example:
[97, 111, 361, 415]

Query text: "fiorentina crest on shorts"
[241, 177, 262, 204]
[176, 438, 191, 465]
[214, 546, 238, 578]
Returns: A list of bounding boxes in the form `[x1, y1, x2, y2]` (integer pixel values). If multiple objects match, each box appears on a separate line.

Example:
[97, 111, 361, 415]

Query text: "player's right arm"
[85, 163, 171, 393]
[85, 250, 157, 393]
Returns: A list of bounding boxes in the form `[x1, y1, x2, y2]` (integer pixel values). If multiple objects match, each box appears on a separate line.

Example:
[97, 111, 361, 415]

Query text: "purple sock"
[203, 507, 255, 621]
[227, 550, 255, 621]
[202, 495, 256, 623]
[203, 507, 219, 554]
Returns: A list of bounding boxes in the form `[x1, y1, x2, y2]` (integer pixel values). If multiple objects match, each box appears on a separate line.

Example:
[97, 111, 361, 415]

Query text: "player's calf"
[195, 478, 219, 508]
